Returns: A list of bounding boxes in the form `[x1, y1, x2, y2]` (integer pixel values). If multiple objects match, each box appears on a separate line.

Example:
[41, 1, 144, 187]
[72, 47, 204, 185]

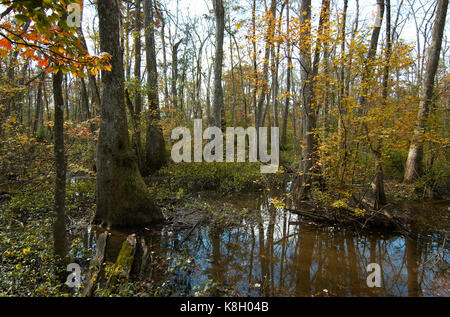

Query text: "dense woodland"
[0, 0, 448, 297]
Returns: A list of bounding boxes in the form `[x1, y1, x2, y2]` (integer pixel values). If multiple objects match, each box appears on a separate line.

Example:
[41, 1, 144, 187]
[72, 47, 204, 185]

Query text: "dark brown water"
[81, 194, 449, 297]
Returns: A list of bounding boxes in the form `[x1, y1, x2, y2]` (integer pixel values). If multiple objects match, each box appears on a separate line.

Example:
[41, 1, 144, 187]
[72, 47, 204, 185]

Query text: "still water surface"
[83, 194, 449, 297]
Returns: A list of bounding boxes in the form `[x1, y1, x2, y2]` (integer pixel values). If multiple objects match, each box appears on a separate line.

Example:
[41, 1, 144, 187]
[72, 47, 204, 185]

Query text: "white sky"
[80, 0, 449, 83]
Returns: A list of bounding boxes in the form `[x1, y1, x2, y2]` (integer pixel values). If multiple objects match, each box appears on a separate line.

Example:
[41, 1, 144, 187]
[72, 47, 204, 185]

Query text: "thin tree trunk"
[134, 0, 143, 172]
[296, 0, 330, 200]
[212, 0, 225, 129]
[281, 0, 291, 149]
[144, 0, 166, 175]
[373, 0, 392, 209]
[171, 40, 182, 116]
[52, 70, 68, 259]
[256, 0, 277, 130]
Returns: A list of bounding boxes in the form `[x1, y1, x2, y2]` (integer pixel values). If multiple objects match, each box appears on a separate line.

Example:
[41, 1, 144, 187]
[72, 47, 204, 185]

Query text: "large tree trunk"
[95, 0, 163, 228]
[212, 0, 225, 129]
[144, 0, 167, 175]
[52, 70, 68, 259]
[404, 0, 448, 183]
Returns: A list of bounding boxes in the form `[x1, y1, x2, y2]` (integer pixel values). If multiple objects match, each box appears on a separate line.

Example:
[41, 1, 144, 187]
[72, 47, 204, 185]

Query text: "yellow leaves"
[0, 48, 8, 58]
[332, 199, 349, 209]
[270, 197, 286, 210]
[89, 68, 99, 76]
[22, 248, 31, 255]
[354, 208, 366, 217]
[235, 20, 244, 31]
[44, 121, 54, 128]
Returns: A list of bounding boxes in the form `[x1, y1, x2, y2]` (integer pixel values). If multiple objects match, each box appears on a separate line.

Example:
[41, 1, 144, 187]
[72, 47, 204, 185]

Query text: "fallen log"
[82, 230, 108, 297]
[103, 234, 137, 296]
[287, 204, 410, 235]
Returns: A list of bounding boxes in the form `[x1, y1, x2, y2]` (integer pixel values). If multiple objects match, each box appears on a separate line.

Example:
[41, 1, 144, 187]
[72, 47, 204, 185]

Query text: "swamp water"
[78, 190, 449, 297]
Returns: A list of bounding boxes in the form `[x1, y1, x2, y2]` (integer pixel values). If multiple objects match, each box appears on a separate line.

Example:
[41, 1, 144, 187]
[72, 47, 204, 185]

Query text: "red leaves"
[0, 38, 12, 50]
[38, 59, 49, 68]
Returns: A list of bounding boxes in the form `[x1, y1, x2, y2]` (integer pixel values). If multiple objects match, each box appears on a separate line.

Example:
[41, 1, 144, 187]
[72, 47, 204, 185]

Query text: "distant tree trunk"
[252, 0, 257, 128]
[95, 0, 163, 227]
[229, 14, 237, 125]
[171, 40, 182, 116]
[76, 11, 101, 116]
[357, 0, 384, 109]
[271, 1, 285, 130]
[134, 0, 143, 172]
[33, 73, 45, 135]
[157, 7, 170, 110]
[212, 0, 225, 129]
[144, 0, 167, 175]
[52, 70, 68, 259]
[80, 77, 91, 120]
[281, 0, 291, 149]
[296, 0, 330, 200]
[256, 0, 277, 130]
[404, 0, 448, 183]
[206, 63, 212, 123]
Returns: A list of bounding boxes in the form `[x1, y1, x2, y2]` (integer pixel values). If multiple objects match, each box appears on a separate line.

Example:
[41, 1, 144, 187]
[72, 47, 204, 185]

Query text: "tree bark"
[357, 0, 385, 110]
[95, 0, 163, 228]
[296, 0, 330, 200]
[144, 0, 167, 175]
[212, 0, 225, 129]
[404, 0, 448, 183]
[171, 40, 182, 116]
[134, 0, 143, 171]
[281, 0, 292, 149]
[52, 70, 68, 259]
[255, 0, 277, 130]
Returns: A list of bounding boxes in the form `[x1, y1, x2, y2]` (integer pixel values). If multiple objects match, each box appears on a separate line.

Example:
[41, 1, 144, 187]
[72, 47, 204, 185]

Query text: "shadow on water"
[81, 191, 449, 297]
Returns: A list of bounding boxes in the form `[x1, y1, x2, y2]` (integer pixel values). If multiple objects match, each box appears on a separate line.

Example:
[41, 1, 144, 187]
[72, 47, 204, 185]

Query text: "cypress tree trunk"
[95, 0, 163, 228]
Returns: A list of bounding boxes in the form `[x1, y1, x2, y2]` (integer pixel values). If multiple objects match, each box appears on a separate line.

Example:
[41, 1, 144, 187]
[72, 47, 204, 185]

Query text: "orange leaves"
[0, 38, 12, 50]
[0, 3, 111, 78]
[38, 59, 49, 68]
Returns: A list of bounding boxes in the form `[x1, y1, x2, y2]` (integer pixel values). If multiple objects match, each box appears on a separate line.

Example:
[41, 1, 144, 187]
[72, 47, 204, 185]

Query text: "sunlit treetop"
[0, 0, 111, 76]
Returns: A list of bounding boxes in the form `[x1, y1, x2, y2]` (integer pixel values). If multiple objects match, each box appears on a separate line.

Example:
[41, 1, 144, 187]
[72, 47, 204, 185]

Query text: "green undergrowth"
[0, 180, 96, 296]
[157, 162, 263, 194]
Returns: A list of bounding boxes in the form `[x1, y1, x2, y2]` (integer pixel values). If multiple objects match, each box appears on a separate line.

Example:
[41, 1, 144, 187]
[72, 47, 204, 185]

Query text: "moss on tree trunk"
[95, 0, 163, 228]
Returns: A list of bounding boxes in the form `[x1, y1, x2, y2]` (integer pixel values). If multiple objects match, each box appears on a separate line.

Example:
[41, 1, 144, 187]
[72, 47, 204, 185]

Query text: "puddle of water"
[80, 192, 449, 297]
